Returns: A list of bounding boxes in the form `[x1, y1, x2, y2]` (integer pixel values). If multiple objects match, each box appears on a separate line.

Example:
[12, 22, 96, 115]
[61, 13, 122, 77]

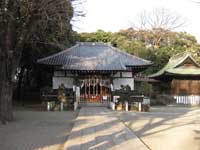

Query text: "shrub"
[138, 82, 153, 97]
[151, 94, 176, 105]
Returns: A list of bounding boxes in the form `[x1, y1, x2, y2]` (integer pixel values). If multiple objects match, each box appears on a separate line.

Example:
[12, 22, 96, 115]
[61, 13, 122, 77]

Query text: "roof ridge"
[76, 42, 109, 46]
[169, 52, 189, 61]
[171, 52, 200, 68]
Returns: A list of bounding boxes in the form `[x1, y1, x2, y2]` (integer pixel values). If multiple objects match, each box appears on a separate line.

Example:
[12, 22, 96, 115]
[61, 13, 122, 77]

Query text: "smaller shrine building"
[150, 52, 200, 105]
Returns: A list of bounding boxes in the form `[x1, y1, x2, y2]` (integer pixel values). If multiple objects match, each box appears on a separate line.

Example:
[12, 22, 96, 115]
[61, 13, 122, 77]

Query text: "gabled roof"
[149, 52, 200, 79]
[37, 42, 152, 71]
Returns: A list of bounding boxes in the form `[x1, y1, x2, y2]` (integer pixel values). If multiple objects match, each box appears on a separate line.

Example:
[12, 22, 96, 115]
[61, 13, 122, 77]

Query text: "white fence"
[174, 95, 200, 105]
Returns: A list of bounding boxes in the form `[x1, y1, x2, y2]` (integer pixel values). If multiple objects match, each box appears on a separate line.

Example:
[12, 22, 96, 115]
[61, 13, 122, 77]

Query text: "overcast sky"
[72, 0, 200, 42]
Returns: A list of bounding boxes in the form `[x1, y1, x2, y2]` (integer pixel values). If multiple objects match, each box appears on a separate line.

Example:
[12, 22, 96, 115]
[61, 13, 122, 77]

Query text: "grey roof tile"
[37, 42, 152, 71]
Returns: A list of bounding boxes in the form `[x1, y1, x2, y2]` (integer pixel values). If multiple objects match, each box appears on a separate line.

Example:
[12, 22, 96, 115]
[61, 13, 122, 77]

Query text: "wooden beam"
[120, 71, 122, 78]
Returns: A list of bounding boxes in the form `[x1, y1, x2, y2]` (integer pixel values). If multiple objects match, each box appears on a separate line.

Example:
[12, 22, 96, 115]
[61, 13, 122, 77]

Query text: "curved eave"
[166, 68, 200, 76]
[126, 62, 153, 67]
[150, 71, 200, 81]
[37, 60, 153, 72]
[126, 62, 153, 70]
[166, 72, 200, 77]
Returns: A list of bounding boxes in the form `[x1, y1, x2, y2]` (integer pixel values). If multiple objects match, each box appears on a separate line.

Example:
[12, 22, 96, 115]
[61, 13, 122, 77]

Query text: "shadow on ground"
[0, 111, 79, 150]
[116, 106, 200, 150]
[64, 107, 148, 150]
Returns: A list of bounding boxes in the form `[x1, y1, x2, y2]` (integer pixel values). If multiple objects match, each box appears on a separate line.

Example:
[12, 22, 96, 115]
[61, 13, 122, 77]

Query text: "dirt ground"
[117, 106, 200, 150]
[0, 110, 78, 150]
[0, 106, 199, 150]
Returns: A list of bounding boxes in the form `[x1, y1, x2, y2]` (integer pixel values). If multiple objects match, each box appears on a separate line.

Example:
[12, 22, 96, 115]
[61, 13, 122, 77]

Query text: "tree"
[0, 0, 81, 123]
[134, 8, 186, 30]
[79, 30, 112, 42]
[132, 8, 187, 48]
[78, 28, 200, 73]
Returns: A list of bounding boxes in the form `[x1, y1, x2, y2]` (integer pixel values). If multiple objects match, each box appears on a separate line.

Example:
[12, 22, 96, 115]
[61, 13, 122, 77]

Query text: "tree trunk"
[0, 61, 14, 123]
[0, 18, 15, 123]
[0, 81, 13, 123]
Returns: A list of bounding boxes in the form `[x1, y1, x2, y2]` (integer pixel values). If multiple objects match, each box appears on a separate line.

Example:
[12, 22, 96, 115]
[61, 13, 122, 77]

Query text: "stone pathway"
[64, 107, 148, 150]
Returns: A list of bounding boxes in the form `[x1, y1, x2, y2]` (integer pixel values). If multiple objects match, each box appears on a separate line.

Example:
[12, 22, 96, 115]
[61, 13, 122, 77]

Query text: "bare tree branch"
[132, 8, 187, 31]
[130, 8, 188, 48]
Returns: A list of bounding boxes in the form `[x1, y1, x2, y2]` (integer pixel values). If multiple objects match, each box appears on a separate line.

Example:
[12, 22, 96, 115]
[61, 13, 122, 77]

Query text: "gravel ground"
[0, 110, 78, 150]
[117, 106, 200, 150]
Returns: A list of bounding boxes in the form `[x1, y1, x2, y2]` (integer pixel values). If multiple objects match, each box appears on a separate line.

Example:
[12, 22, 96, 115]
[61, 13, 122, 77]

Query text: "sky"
[72, 0, 200, 42]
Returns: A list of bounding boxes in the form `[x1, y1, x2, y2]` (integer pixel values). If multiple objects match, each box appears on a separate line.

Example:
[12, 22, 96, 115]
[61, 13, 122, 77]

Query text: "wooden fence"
[174, 95, 200, 105]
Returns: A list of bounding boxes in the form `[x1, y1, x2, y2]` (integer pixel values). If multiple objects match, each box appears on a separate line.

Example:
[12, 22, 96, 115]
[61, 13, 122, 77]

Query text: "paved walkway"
[64, 107, 148, 150]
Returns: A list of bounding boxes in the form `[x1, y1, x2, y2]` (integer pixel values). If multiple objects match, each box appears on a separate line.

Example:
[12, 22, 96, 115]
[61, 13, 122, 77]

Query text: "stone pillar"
[138, 102, 142, 112]
[125, 101, 128, 111]
[112, 102, 115, 110]
[75, 86, 80, 103]
[47, 102, 51, 111]
[74, 102, 78, 111]
[60, 102, 64, 111]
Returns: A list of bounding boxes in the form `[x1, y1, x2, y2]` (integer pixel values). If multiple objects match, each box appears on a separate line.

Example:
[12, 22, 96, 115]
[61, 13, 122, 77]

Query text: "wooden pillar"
[100, 78, 102, 95]
[120, 71, 122, 78]
[84, 80, 86, 101]
[89, 77, 90, 99]
[96, 78, 98, 96]
[101, 78, 103, 103]
[93, 77, 95, 95]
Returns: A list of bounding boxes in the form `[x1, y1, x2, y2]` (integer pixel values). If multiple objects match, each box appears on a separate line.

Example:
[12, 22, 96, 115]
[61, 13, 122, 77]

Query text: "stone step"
[79, 102, 109, 107]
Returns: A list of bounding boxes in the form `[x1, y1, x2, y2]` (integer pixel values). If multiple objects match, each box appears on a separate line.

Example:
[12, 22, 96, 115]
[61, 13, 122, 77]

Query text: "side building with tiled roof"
[150, 52, 200, 105]
[38, 42, 152, 105]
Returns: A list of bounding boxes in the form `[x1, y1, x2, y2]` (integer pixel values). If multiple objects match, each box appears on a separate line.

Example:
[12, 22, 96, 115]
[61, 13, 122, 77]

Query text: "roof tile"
[37, 42, 152, 71]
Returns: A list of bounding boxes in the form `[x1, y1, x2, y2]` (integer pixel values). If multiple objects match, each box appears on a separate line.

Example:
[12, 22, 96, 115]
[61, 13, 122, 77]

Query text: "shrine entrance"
[80, 75, 111, 104]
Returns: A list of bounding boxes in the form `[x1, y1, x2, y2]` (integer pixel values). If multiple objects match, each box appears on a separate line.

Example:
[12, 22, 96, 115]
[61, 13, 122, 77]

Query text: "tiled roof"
[37, 42, 152, 71]
[149, 52, 200, 78]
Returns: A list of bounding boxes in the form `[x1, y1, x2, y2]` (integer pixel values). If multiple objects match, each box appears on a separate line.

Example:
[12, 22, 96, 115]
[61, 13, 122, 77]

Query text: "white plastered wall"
[52, 77, 74, 89]
[122, 72, 132, 77]
[113, 78, 134, 90]
[111, 72, 133, 78]
[54, 70, 65, 76]
[112, 72, 121, 77]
